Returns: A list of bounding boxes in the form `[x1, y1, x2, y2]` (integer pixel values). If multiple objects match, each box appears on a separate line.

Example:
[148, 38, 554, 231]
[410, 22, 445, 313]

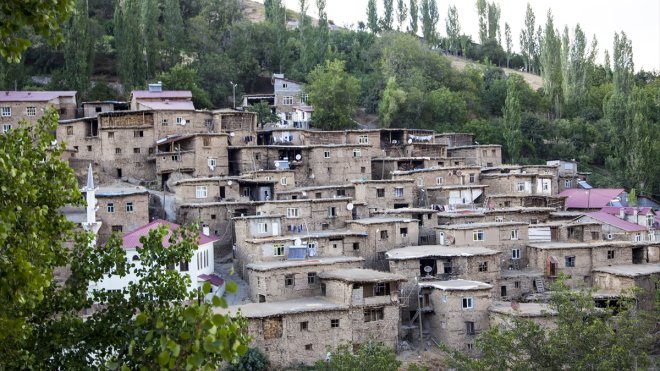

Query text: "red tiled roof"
[0, 91, 76, 102]
[122, 219, 217, 250]
[198, 274, 224, 287]
[131, 90, 192, 99]
[585, 211, 647, 232]
[559, 188, 624, 209]
[601, 206, 653, 216]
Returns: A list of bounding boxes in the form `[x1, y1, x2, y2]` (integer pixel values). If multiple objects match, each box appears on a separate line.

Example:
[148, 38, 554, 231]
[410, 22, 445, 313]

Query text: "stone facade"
[353, 179, 416, 211]
[1, 91, 76, 133]
[447, 145, 502, 167]
[345, 217, 420, 269]
[95, 186, 150, 243]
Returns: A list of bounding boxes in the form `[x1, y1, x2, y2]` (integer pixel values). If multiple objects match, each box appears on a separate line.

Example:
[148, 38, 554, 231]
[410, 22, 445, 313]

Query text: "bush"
[227, 348, 269, 371]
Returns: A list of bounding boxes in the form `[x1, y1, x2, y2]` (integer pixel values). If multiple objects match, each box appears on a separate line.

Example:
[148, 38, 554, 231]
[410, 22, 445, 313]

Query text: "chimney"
[202, 225, 210, 236]
[148, 82, 162, 93]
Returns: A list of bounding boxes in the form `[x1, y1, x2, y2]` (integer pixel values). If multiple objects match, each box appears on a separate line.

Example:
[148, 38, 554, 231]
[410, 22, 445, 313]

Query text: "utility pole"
[230, 81, 238, 109]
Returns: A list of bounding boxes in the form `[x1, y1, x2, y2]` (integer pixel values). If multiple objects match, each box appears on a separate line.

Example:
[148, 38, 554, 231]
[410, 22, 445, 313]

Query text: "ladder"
[535, 277, 545, 293]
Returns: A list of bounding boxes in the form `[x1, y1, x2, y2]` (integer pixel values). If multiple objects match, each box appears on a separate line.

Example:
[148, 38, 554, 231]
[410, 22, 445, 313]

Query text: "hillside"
[446, 55, 544, 91]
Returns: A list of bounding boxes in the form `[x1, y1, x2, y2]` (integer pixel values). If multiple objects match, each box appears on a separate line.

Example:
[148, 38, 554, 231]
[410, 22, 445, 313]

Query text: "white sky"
[269, 0, 660, 71]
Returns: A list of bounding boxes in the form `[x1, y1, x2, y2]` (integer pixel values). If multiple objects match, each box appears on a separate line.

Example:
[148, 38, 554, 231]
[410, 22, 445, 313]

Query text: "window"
[353, 149, 361, 157]
[647, 215, 654, 227]
[336, 189, 346, 197]
[107, 203, 115, 213]
[327, 207, 337, 217]
[374, 282, 389, 296]
[482, 149, 487, 156]
[331, 319, 339, 328]
[380, 230, 389, 240]
[495, 216, 504, 222]
[161, 118, 168, 126]
[273, 244, 285, 256]
[2, 124, 11, 133]
[465, 321, 475, 335]
[473, 230, 485, 241]
[305, 344, 313, 350]
[285, 274, 295, 287]
[208, 158, 217, 168]
[467, 343, 474, 350]
[133, 130, 144, 137]
[376, 188, 385, 198]
[133, 148, 140, 154]
[286, 208, 300, 218]
[111, 225, 123, 232]
[179, 261, 189, 272]
[514, 281, 521, 288]
[280, 177, 288, 186]
[358, 135, 369, 144]
[400, 227, 408, 236]
[353, 242, 360, 250]
[361, 166, 366, 173]
[543, 181, 550, 191]
[203, 137, 211, 147]
[607, 250, 615, 259]
[363, 307, 384, 322]
[148, 147, 154, 155]
[196, 186, 208, 198]
[564, 179, 572, 188]
[478, 262, 488, 272]
[283, 96, 293, 105]
[635, 233, 643, 242]
[512, 249, 521, 260]
[26, 106, 36, 116]
[107, 131, 114, 139]
[66, 126, 73, 135]
[176, 117, 184, 125]
[565, 256, 576, 267]
[436, 177, 444, 185]
[511, 229, 519, 240]
[307, 272, 317, 285]
[516, 182, 525, 192]
[394, 187, 404, 198]
[1, 107, 11, 116]
[315, 192, 322, 199]
[462, 297, 474, 309]
[257, 223, 268, 233]
[115, 148, 121, 155]
[324, 150, 330, 158]
[299, 321, 308, 331]
[417, 178, 424, 186]
[126, 202, 133, 212]
[469, 174, 476, 183]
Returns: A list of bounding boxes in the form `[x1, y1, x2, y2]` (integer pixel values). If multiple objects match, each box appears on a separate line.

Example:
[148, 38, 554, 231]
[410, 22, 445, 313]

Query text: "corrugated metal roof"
[131, 90, 192, 99]
[0, 90, 76, 102]
[139, 100, 195, 110]
[122, 219, 217, 250]
[559, 188, 624, 209]
[601, 206, 653, 216]
[584, 211, 647, 232]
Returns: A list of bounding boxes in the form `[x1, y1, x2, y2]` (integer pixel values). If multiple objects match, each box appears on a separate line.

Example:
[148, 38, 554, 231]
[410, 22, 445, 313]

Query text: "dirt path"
[446, 54, 544, 90]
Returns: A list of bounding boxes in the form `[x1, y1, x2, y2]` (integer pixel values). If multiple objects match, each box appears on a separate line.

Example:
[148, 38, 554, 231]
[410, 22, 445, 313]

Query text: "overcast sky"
[268, 0, 660, 71]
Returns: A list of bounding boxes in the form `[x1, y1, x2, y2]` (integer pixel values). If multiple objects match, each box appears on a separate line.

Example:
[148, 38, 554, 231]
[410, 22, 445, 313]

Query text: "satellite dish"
[275, 162, 281, 168]
[456, 170, 462, 176]
[295, 154, 302, 160]
[229, 132, 235, 137]
[423, 266, 433, 274]
[346, 203, 354, 211]
[294, 238, 302, 246]
[408, 138, 413, 144]
[227, 180, 233, 186]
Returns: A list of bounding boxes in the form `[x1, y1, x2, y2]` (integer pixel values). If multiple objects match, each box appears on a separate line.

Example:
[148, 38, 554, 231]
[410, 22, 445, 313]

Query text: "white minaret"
[81, 163, 102, 238]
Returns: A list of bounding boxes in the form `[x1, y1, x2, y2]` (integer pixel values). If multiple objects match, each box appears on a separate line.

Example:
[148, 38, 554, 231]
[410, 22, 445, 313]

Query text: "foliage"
[502, 75, 523, 162]
[62, 0, 94, 98]
[313, 338, 401, 371]
[408, 0, 418, 34]
[227, 347, 270, 371]
[0, 0, 75, 62]
[0, 110, 250, 368]
[306, 59, 360, 130]
[249, 101, 279, 126]
[420, 0, 439, 44]
[443, 275, 656, 370]
[379, 77, 407, 128]
[366, 0, 380, 34]
[157, 64, 213, 109]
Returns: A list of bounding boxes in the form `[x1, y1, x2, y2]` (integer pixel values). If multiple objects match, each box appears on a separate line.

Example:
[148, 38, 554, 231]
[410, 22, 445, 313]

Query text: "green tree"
[163, 0, 184, 68]
[62, 0, 94, 98]
[157, 64, 213, 109]
[443, 275, 655, 370]
[298, 0, 311, 74]
[502, 75, 523, 163]
[445, 5, 460, 55]
[264, 0, 287, 72]
[367, 0, 380, 34]
[628, 188, 638, 207]
[420, 0, 439, 44]
[248, 101, 279, 126]
[142, 0, 160, 77]
[504, 23, 512, 68]
[519, 3, 537, 73]
[227, 348, 270, 371]
[306, 59, 360, 130]
[426, 87, 468, 129]
[0, 0, 75, 62]
[378, 77, 407, 127]
[476, 0, 487, 44]
[540, 9, 563, 118]
[487, 2, 500, 44]
[114, 0, 146, 91]
[612, 31, 634, 95]
[396, 0, 408, 31]
[408, 0, 418, 34]
[316, 0, 329, 64]
[381, 0, 394, 32]
[313, 339, 401, 371]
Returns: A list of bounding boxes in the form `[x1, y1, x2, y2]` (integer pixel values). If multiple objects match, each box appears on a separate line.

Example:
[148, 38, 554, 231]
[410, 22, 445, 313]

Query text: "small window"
[87, 145, 92, 152]
[469, 174, 476, 183]
[315, 192, 322, 199]
[353, 242, 360, 250]
[208, 158, 217, 168]
[176, 117, 184, 125]
[179, 261, 189, 272]
[358, 135, 369, 144]
[564, 179, 572, 188]
[133, 130, 144, 137]
[394, 188, 404, 198]
[607, 250, 615, 259]
[646, 215, 654, 227]
[115, 148, 121, 155]
[514, 281, 520, 288]
[307, 272, 317, 285]
[280, 177, 288, 186]
[108, 131, 114, 139]
[286, 208, 300, 218]
[1, 107, 11, 116]
[353, 149, 361, 157]
[148, 147, 154, 154]
[465, 321, 475, 335]
[2, 124, 11, 133]
[380, 230, 389, 240]
[66, 126, 73, 135]
[374, 282, 389, 296]
[283, 96, 293, 105]
[133, 148, 140, 154]
[511, 230, 519, 240]
[111, 225, 123, 232]
[126, 202, 133, 212]
[512, 249, 521, 260]
[285, 274, 295, 287]
[376, 188, 385, 198]
[273, 244, 285, 256]
[203, 137, 211, 147]
[495, 216, 504, 222]
[196, 186, 208, 198]
[107, 203, 115, 213]
[516, 182, 525, 192]
[635, 233, 643, 242]
[565, 256, 576, 267]
[327, 207, 337, 217]
[299, 321, 308, 331]
[478, 262, 488, 272]
[26, 107, 36, 116]
[361, 166, 366, 173]
[324, 150, 330, 158]
[400, 227, 408, 236]
[257, 223, 268, 233]
[282, 83, 288, 89]
[363, 308, 384, 322]
[467, 343, 474, 350]
[473, 230, 485, 241]
[331, 319, 339, 328]
[462, 297, 474, 309]
[436, 177, 444, 185]
[95, 106, 103, 113]
[417, 178, 424, 186]
[336, 189, 346, 197]
[304, 344, 313, 351]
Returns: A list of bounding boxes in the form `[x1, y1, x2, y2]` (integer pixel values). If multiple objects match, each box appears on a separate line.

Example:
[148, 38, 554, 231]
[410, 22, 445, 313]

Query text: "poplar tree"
[540, 10, 563, 117]
[396, 0, 408, 31]
[487, 2, 500, 44]
[420, 0, 438, 44]
[381, 0, 394, 32]
[445, 5, 460, 55]
[504, 23, 512, 68]
[142, 0, 159, 77]
[502, 75, 522, 163]
[612, 31, 634, 95]
[476, 0, 487, 44]
[408, 0, 418, 34]
[519, 3, 536, 73]
[163, 0, 184, 68]
[63, 0, 94, 97]
[316, 0, 329, 64]
[114, 0, 145, 91]
[367, 0, 380, 34]
[298, 0, 311, 74]
[265, 0, 286, 72]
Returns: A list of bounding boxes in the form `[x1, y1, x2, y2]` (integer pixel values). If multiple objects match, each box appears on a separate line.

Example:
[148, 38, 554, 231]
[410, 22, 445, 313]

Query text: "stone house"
[246, 256, 365, 302]
[243, 170, 297, 193]
[575, 211, 654, 242]
[391, 166, 482, 190]
[95, 184, 150, 243]
[592, 264, 660, 310]
[129, 84, 193, 111]
[274, 184, 355, 201]
[272, 74, 305, 115]
[437, 207, 554, 226]
[373, 208, 437, 245]
[498, 268, 545, 301]
[547, 160, 591, 192]
[480, 172, 555, 197]
[371, 156, 449, 180]
[1, 90, 76, 133]
[174, 176, 256, 203]
[447, 145, 502, 167]
[177, 201, 257, 248]
[352, 179, 416, 212]
[154, 133, 229, 185]
[434, 133, 474, 147]
[483, 193, 566, 209]
[81, 100, 128, 117]
[419, 280, 493, 354]
[527, 220, 603, 243]
[345, 217, 420, 269]
[435, 222, 529, 270]
[213, 109, 257, 146]
[256, 197, 354, 231]
[489, 302, 557, 330]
